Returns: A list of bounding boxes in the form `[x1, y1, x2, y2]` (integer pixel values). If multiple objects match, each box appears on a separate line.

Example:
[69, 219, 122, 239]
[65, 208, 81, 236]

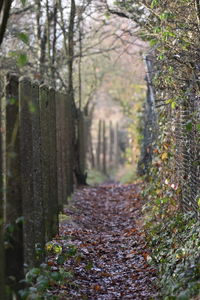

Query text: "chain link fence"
[139, 55, 200, 213]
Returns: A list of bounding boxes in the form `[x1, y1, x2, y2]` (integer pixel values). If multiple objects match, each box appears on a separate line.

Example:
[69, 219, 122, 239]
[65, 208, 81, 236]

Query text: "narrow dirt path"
[50, 183, 158, 299]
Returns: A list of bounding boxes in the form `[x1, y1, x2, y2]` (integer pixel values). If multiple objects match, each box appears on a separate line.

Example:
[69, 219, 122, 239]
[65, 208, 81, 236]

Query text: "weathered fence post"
[96, 119, 102, 171]
[31, 81, 45, 264]
[56, 92, 64, 210]
[83, 115, 90, 170]
[4, 74, 24, 289]
[102, 120, 107, 174]
[19, 77, 35, 268]
[78, 111, 86, 177]
[48, 88, 59, 236]
[88, 131, 95, 169]
[0, 76, 5, 298]
[65, 93, 74, 198]
[61, 93, 68, 203]
[114, 122, 119, 168]
[109, 120, 114, 169]
[39, 84, 52, 241]
[0, 200, 4, 298]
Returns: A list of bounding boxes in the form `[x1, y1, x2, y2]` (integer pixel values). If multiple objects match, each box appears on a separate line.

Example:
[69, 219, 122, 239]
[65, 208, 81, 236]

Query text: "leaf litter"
[48, 183, 158, 299]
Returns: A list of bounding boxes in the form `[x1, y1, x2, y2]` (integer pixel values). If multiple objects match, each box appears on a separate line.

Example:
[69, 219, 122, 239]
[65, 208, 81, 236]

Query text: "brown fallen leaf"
[100, 272, 111, 277]
[124, 228, 137, 236]
[93, 284, 102, 291]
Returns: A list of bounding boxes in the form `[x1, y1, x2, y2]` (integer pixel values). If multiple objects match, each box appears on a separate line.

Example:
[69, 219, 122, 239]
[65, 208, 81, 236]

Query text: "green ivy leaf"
[51, 271, 62, 282]
[17, 53, 28, 67]
[29, 102, 36, 113]
[85, 261, 93, 270]
[171, 101, 177, 109]
[18, 32, 29, 45]
[196, 123, 200, 132]
[151, 0, 159, 9]
[150, 39, 157, 47]
[158, 54, 165, 60]
[57, 254, 66, 265]
[16, 216, 24, 224]
[7, 97, 17, 105]
[20, 0, 27, 6]
[185, 121, 192, 131]
[67, 245, 77, 256]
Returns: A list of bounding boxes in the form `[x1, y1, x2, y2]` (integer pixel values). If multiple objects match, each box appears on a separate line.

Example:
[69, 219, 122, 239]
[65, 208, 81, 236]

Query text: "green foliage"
[17, 53, 28, 67]
[145, 210, 200, 299]
[8, 51, 28, 67]
[19, 241, 80, 299]
[7, 97, 17, 105]
[185, 120, 192, 132]
[196, 124, 200, 132]
[20, 0, 27, 6]
[18, 32, 29, 45]
[139, 104, 199, 298]
[151, 0, 159, 9]
[19, 263, 70, 299]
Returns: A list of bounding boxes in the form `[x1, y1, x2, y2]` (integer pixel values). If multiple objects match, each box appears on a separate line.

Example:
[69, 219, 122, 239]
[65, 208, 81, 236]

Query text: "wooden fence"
[0, 73, 87, 296]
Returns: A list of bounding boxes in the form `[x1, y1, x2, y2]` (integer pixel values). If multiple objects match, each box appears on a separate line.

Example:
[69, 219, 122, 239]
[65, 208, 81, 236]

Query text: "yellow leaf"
[161, 152, 168, 160]
[156, 189, 162, 195]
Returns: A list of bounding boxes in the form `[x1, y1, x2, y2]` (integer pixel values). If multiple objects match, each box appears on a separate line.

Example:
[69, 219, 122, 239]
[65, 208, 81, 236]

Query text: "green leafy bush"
[18, 242, 79, 299]
[145, 211, 200, 299]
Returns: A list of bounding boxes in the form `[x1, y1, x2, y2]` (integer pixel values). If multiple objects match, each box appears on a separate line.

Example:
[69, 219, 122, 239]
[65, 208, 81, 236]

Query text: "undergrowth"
[143, 183, 200, 300]
[18, 241, 80, 299]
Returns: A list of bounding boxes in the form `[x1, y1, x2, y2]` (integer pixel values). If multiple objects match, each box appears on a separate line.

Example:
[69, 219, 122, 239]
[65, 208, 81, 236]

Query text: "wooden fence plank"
[39, 84, 52, 241]
[78, 111, 85, 177]
[31, 81, 45, 264]
[96, 119, 102, 171]
[49, 88, 59, 236]
[60, 93, 67, 204]
[56, 92, 64, 211]
[114, 123, 119, 168]
[0, 76, 5, 298]
[109, 121, 114, 168]
[102, 120, 107, 174]
[66, 94, 74, 196]
[4, 74, 24, 289]
[19, 77, 35, 268]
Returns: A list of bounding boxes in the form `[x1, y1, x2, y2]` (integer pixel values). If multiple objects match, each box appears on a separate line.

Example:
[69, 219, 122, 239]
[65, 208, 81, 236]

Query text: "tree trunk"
[68, 0, 87, 185]
[51, 0, 58, 87]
